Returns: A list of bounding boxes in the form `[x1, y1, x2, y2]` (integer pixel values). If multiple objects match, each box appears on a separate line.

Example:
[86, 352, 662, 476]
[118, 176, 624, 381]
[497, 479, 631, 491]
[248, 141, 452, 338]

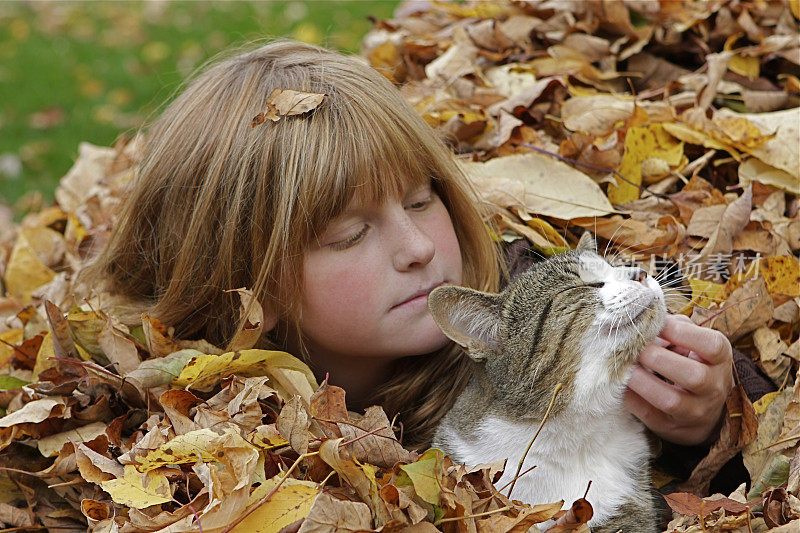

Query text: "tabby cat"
[429, 233, 666, 532]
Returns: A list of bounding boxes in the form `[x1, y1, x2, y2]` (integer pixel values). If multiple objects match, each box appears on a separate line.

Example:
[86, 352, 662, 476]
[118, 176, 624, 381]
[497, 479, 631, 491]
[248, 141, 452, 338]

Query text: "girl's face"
[297, 180, 463, 363]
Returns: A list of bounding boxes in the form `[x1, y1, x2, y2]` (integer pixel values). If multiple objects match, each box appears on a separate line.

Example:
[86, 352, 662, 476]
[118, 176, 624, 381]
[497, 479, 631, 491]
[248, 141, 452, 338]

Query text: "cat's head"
[428, 233, 667, 418]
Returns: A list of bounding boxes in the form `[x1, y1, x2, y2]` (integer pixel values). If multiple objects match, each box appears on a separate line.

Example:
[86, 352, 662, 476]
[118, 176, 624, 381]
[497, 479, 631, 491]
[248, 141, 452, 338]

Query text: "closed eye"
[586, 282, 604, 288]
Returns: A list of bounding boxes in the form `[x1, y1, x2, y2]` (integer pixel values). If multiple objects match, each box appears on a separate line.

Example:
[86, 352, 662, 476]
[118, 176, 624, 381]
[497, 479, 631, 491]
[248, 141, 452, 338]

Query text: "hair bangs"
[295, 90, 437, 242]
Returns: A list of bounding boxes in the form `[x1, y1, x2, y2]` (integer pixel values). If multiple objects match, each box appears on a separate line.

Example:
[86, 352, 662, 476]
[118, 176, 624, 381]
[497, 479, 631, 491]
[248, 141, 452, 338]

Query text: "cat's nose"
[630, 268, 648, 283]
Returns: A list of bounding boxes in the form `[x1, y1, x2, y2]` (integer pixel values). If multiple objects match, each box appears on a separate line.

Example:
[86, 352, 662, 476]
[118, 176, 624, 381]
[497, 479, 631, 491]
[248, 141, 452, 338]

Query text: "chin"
[402, 325, 451, 356]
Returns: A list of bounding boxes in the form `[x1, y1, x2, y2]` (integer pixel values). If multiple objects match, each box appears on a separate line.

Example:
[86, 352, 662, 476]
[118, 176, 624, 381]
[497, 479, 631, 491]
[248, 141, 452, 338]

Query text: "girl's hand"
[623, 314, 734, 446]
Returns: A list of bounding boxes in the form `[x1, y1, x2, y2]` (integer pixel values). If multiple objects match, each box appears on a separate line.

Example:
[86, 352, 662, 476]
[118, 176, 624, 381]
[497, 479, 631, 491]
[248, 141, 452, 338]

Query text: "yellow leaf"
[610, 123, 684, 204]
[101, 464, 172, 509]
[662, 122, 737, 156]
[64, 213, 87, 244]
[3, 228, 58, 303]
[67, 308, 107, 357]
[31, 332, 55, 379]
[248, 425, 288, 450]
[724, 34, 759, 80]
[525, 217, 569, 248]
[760, 256, 800, 298]
[173, 349, 318, 400]
[739, 158, 800, 195]
[431, 0, 508, 18]
[136, 428, 256, 472]
[459, 152, 615, 220]
[234, 476, 319, 533]
[791, 0, 800, 19]
[713, 115, 772, 149]
[685, 277, 726, 312]
[753, 391, 781, 416]
[0, 329, 23, 368]
[398, 448, 445, 505]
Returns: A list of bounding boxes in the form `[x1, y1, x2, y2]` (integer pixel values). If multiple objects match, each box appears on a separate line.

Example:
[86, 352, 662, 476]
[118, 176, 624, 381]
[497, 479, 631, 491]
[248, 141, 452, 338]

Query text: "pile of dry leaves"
[0, 0, 798, 531]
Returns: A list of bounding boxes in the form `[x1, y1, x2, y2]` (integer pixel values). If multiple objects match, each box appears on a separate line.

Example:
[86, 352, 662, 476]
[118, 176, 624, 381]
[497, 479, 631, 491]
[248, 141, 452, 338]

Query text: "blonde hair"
[83, 40, 501, 449]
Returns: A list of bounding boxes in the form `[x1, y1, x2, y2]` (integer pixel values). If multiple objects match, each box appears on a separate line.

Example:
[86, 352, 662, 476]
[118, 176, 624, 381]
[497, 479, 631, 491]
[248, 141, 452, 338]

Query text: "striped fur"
[429, 237, 666, 532]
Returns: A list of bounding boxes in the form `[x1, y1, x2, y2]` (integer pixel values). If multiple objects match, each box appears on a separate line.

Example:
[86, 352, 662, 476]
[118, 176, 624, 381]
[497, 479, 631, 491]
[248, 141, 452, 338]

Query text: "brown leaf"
[713, 276, 774, 340]
[296, 491, 372, 533]
[696, 185, 752, 262]
[680, 384, 758, 495]
[97, 320, 141, 376]
[141, 314, 181, 358]
[254, 88, 326, 125]
[309, 380, 348, 438]
[159, 389, 201, 435]
[45, 300, 78, 360]
[477, 501, 563, 533]
[226, 288, 266, 351]
[337, 406, 414, 469]
[662, 491, 749, 516]
[545, 498, 592, 532]
[276, 395, 311, 455]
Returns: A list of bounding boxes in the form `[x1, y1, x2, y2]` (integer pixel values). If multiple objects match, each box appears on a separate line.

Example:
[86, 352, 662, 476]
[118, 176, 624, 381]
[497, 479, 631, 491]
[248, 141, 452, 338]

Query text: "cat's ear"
[576, 231, 597, 253]
[428, 286, 501, 361]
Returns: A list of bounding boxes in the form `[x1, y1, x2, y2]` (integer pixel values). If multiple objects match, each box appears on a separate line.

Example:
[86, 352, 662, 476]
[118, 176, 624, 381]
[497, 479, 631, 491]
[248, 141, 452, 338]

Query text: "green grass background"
[0, 1, 399, 210]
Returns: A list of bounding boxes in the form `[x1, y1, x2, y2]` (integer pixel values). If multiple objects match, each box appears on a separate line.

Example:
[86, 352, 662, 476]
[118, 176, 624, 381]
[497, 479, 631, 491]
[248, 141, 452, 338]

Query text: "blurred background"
[0, 1, 399, 211]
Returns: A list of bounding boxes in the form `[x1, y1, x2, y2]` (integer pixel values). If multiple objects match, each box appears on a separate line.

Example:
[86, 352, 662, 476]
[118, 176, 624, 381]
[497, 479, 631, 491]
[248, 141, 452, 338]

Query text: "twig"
[497, 465, 537, 493]
[507, 383, 563, 499]
[434, 505, 511, 526]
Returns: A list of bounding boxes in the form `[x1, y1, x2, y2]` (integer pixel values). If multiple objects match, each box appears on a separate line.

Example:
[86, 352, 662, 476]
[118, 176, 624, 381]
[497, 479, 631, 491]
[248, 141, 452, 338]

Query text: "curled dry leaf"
[252, 88, 326, 126]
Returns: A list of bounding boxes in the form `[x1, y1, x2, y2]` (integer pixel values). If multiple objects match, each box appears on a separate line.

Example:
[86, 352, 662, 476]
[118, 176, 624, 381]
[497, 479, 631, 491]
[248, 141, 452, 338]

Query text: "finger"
[623, 388, 674, 430]
[637, 344, 711, 394]
[659, 316, 731, 364]
[627, 365, 693, 417]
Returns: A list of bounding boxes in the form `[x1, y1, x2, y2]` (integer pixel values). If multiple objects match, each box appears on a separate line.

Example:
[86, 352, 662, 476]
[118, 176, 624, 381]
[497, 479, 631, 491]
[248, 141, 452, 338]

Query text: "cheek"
[300, 253, 382, 330]
[429, 204, 463, 283]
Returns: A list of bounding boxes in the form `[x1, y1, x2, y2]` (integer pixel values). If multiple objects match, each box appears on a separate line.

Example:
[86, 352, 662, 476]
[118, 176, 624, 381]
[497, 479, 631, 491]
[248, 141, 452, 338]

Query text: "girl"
[84, 39, 743, 451]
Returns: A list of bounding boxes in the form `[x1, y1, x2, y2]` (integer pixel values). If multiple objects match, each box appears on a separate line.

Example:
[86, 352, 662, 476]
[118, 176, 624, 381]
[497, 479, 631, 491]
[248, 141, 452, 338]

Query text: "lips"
[391, 281, 445, 310]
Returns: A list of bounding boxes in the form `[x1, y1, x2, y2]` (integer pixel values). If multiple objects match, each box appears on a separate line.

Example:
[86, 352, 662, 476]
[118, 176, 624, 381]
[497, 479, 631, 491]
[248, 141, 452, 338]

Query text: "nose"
[392, 213, 436, 271]
[630, 268, 648, 283]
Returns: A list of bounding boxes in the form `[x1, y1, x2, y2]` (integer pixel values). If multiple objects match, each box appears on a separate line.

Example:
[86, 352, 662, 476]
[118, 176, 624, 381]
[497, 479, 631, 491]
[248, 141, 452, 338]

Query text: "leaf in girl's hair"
[252, 88, 326, 126]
